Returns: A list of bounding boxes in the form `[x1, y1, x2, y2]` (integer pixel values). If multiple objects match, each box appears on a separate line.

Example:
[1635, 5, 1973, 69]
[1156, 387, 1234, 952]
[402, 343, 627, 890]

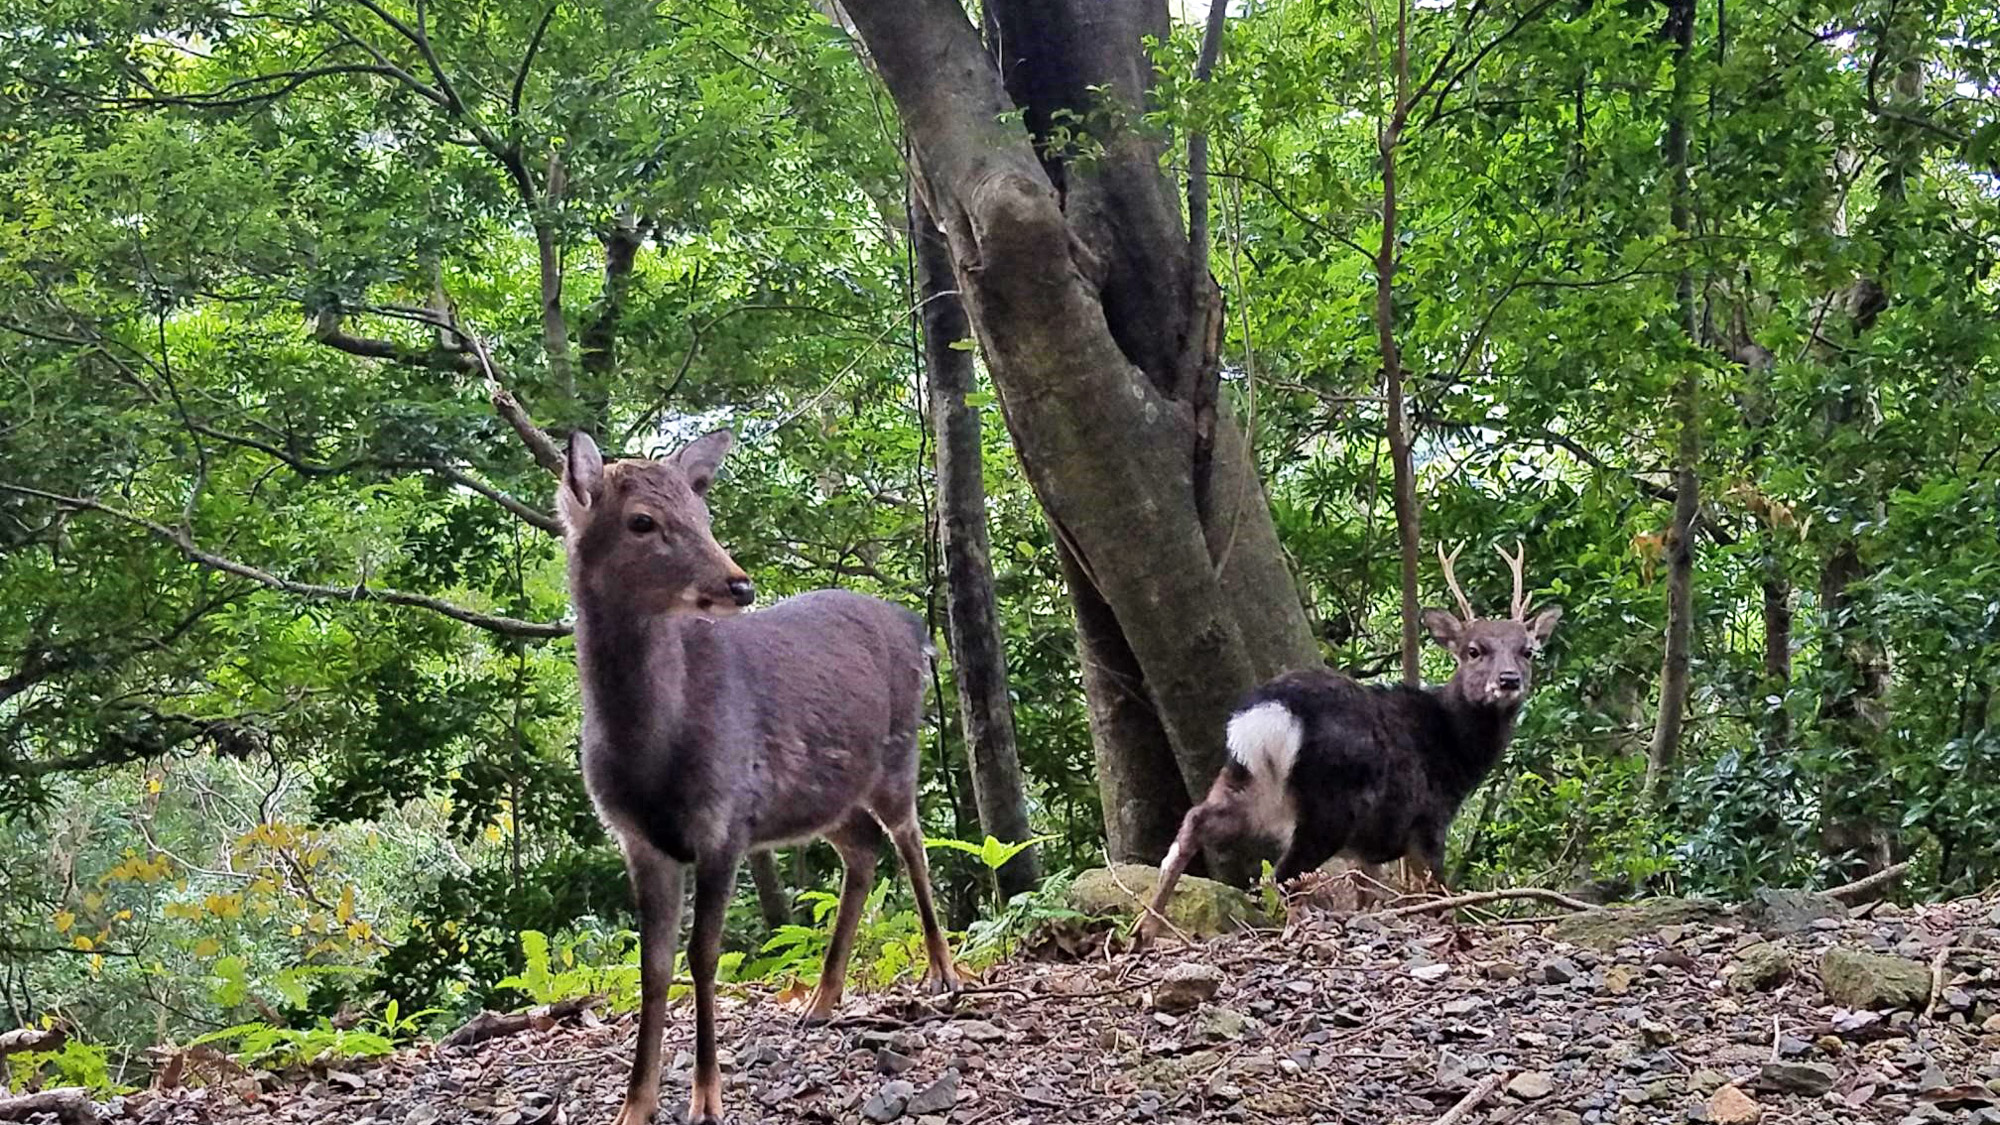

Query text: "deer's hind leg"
[801, 811, 883, 1026]
[884, 811, 962, 995]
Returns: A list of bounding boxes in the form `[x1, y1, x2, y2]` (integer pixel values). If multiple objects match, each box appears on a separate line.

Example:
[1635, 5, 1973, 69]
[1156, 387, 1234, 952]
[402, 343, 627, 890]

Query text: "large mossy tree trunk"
[837, 0, 1319, 878]
[912, 191, 1041, 901]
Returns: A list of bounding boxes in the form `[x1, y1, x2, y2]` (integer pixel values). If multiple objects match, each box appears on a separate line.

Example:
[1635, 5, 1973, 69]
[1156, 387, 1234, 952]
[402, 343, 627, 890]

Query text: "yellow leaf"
[192, 938, 222, 957]
[146, 776, 163, 795]
[72, 935, 93, 951]
[51, 911, 74, 933]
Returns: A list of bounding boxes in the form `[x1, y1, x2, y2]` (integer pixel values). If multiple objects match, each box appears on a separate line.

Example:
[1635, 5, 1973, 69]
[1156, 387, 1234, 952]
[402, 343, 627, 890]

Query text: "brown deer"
[1135, 541, 1561, 946]
[558, 430, 961, 1125]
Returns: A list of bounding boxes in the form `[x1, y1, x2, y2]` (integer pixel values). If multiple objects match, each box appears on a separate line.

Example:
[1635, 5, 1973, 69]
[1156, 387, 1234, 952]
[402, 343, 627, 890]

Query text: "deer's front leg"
[614, 839, 683, 1125]
[687, 852, 739, 1125]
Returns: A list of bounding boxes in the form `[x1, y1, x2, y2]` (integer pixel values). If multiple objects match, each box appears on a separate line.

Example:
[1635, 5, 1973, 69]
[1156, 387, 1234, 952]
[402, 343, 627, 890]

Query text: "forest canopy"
[0, 0, 1995, 1079]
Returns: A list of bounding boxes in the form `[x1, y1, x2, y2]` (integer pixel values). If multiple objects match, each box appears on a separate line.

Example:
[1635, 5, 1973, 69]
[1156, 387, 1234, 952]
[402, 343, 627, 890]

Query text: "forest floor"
[55, 882, 2000, 1125]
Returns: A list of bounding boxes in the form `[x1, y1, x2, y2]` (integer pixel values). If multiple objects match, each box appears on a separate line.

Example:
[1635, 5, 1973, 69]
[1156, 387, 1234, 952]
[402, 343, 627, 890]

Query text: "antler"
[1496, 539, 1531, 620]
[1435, 542, 1476, 622]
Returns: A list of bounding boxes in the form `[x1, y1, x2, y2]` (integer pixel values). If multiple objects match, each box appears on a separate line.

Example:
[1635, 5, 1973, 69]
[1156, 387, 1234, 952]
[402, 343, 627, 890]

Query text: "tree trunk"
[1816, 13, 1923, 878]
[747, 850, 792, 931]
[839, 0, 1318, 872]
[1059, 540, 1193, 868]
[1645, 0, 1699, 797]
[912, 191, 1040, 902]
[1759, 542, 1792, 754]
[1379, 0, 1421, 687]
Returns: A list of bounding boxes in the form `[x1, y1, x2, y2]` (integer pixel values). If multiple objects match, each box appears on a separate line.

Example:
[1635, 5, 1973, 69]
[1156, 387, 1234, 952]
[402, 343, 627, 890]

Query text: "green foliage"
[188, 1020, 395, 1071]
[5, 1036, 127, 1096]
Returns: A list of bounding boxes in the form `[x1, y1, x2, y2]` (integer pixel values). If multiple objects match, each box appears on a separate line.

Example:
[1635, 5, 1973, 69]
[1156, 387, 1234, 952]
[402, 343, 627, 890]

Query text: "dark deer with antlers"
[1135, 541, 1562, 946]
[558, 430, 961, 1125]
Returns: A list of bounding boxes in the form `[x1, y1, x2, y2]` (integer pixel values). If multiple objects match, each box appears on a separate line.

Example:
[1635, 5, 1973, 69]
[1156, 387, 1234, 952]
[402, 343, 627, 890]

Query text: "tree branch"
[0, 484, 569, 639]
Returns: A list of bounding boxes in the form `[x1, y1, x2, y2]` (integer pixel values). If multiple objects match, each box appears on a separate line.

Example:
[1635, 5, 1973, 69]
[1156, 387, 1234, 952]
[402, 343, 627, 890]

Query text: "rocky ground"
[27, 870, 2000, 1125]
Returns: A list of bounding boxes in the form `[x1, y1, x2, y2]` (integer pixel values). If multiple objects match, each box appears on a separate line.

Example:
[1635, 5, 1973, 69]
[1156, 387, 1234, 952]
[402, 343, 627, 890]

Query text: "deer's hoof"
[610, 1098, 658, 1125]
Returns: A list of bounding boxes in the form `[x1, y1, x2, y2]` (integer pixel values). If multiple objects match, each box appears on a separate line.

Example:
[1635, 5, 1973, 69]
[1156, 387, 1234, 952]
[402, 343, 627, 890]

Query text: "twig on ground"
[442, 996, 599, 1048]
[1923, 943, 1953, 1020]
[1432, 1071, 1507, 1125]
[1376, 887, 1601, 919]
[1827, 860, 1912, 902]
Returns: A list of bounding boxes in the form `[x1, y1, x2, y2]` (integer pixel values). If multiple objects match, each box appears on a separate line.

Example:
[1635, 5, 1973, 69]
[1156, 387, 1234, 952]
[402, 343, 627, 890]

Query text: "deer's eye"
[1466, 645, 1484, 659]
[627, 514, 657, 534]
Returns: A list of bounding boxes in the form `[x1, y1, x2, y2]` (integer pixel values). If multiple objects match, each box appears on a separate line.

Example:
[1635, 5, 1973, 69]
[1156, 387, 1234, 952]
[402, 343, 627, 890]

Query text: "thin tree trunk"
[1759, 542, 1792, 752]
[747, 851, 791, 931]
[913, 191, 1040, 901]
[534, 153, 573, 407]
[1816, 14, 1922, 878]
[1645, 0, 1699, 796]
[1379, 0, 1421, 687]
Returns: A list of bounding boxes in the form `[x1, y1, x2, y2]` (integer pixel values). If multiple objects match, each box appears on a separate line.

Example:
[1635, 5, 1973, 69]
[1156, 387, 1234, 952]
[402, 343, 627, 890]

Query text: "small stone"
[1983, 1013, 2000, 1033]
[1688, 1069, 1729, 1093]
[1538, 957, 1581, 985]
[1640, 1020, 1676, 1047]
[956, 1019, 1007, 1043]
[1441, 997, 1483, 1017]
[1154, 963, 1223, 1014]
[1508, 1071, 1555, 1100]
[1759, 1060, 1837, 1096]
[877, 1048, 917, 1075]
[1708, 1085, 1762, 1125]
[1817, 1035, 1845, 1056]
[905, 1070, 960, 1116]
[1193, 1007, 1252, 1042]
[404, 1110, 441, 1125]
[861, 1080, 916, 1123]
[1483, 960, 1525, 981]
[1603, 965, 1639, 995]
[1728, 943, 1794, 992]
[1411, 963, 1452, 982]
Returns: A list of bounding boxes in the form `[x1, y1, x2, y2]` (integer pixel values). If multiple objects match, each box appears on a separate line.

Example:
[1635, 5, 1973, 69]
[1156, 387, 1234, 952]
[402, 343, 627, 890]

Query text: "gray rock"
[1728, 942, 1795, 991]
[1509, 1071, 1556, 1100]
[1193, 1006, 1252, 1042]
[1758, 1060, 1837, 1096]
[1746, 888, 1845, 935]
[1820, 946, 1932, 1010]
[1538, 957, 1582, 984]
[905, 1070, 960, 1116]
[1154, 962, 1223, 1014]
[861, 1079, 917, 1123]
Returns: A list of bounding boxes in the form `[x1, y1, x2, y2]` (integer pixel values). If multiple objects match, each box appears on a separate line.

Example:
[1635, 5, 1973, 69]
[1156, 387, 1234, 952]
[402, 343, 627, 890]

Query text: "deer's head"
[558, 430, 755, 617]
[1423, 540, 1562, 709]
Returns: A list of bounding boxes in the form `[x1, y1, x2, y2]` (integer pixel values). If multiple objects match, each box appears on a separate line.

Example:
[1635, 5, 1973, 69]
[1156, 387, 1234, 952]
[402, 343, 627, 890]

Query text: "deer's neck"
[1430, 682, 1519, 797]
[572, 599, 692, 742]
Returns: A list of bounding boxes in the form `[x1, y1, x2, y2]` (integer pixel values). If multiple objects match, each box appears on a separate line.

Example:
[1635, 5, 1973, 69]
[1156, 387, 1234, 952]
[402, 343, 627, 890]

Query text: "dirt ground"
[54, 889, 2000, 1125]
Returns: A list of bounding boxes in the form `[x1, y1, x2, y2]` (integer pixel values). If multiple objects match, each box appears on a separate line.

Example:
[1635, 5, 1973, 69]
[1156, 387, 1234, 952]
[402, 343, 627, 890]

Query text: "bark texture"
[1645, 0, 1699, 796]
[913, 192, 1040, 900]
[838, 0, 1317, 873]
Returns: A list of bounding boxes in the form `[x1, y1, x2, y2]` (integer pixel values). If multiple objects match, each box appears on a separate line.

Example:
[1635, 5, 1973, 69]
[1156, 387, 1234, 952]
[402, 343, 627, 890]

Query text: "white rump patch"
[1225, 701, 1303, 847]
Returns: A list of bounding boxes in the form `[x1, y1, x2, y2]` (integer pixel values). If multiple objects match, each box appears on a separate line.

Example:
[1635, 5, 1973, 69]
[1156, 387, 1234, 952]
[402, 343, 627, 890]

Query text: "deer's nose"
[727, 578, 756, 607]
[1496, 671, 1523, 691]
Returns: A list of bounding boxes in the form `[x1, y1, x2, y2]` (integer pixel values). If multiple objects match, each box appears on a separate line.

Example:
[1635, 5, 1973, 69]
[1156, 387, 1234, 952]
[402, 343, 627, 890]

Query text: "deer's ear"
[561, 430, 605, 525]
[1528, 605, 1564, 644]
[1422, 609, 1463, 648]
[676, 429, 734, 496]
